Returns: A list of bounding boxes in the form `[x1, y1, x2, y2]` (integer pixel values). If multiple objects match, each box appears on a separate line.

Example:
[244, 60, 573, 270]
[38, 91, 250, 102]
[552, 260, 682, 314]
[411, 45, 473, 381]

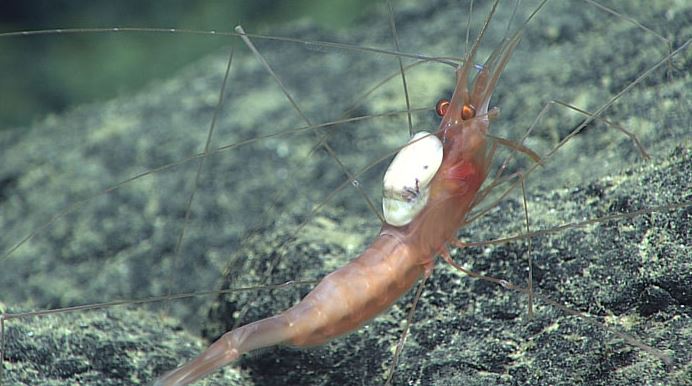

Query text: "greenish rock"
[205, 148, 690, 385]
[1, 0, 690, 385]
[2, 307, 249, 385]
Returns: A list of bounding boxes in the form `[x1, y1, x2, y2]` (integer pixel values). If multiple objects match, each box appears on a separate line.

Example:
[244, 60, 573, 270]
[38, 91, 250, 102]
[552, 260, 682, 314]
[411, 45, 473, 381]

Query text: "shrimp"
[153, 2, 526, 384]
[1, 1, 690, 385]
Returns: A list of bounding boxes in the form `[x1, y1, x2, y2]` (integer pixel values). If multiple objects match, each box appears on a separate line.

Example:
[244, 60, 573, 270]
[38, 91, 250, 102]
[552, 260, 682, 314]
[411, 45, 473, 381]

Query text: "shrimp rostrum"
[154, 4, 529, 385]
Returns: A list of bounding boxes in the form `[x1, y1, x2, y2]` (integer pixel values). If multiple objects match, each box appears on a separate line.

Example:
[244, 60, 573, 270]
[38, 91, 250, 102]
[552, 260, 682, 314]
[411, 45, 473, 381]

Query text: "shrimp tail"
[153, 315, 292, 386]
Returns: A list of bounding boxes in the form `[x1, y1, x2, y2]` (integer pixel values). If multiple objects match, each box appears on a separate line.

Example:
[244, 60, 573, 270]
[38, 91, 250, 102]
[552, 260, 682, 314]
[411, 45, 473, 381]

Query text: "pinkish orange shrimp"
[2, 1, 688, 385]
[154, 2, 531, 384]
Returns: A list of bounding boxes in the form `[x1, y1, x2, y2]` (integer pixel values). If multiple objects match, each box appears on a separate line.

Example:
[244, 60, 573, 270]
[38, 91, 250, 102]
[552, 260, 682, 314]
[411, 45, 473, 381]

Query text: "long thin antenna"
[0, 314, 5, 382]
[386, 0, 414, 136]
[235, 25, 385, 224]
[465, 0, 474, 54]
[520, 178, 533, 318]
[169, 46, 235, 298]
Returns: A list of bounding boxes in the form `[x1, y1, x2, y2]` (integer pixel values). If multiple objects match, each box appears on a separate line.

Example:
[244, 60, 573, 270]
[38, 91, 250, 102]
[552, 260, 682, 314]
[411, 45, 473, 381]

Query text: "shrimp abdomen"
[286, 231, 425, 347]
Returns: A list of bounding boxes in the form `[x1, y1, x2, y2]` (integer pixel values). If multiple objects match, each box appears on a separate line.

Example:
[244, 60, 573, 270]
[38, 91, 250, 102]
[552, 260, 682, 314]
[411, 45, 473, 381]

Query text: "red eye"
[461, 104, 476, 120]
[435, 98, 450, 117]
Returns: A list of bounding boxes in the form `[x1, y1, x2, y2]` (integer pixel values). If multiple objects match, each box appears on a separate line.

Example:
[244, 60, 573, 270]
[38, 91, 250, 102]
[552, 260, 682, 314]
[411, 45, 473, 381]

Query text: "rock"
[1, 0, 689, 384]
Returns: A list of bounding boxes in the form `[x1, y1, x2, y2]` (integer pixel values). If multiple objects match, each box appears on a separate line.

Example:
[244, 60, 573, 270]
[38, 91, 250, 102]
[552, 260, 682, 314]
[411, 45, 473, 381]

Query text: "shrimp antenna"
[386, 0, 414, 136]
[234, 25, 385, 225]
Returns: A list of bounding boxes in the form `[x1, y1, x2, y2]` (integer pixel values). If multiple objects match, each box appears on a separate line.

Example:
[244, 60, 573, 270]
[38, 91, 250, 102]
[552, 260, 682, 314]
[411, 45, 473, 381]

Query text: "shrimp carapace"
[154, 2, 524, 385]
[396, 40, 521, 265]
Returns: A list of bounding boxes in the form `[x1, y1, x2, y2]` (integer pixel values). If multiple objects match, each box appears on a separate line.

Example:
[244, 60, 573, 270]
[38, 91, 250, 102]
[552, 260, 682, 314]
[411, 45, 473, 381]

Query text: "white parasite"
[382, 131, 443, 226]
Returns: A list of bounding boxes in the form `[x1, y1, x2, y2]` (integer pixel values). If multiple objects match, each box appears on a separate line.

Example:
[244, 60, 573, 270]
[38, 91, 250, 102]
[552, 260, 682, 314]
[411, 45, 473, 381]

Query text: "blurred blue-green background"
[0, 0, 374, 130]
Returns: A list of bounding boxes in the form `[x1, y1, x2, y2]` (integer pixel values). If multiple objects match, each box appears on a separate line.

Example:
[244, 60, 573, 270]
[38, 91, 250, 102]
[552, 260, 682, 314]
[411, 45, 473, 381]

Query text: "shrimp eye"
[435, 98, 450, 117]
[461, 104, 476, 120]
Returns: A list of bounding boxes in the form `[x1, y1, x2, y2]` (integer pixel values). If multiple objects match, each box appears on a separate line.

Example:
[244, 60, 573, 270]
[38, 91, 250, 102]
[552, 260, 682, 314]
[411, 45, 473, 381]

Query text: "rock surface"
[1, 0, 690, 385]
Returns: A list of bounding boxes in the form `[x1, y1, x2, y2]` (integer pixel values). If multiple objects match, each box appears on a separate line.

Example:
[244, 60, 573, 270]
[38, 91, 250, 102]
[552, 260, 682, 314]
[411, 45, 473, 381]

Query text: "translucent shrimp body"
[154, 11, 520, 386]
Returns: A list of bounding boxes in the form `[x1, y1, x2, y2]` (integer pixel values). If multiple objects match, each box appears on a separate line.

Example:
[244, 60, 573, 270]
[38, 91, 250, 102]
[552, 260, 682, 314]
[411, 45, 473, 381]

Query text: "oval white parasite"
[382, 131, 443, 226]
